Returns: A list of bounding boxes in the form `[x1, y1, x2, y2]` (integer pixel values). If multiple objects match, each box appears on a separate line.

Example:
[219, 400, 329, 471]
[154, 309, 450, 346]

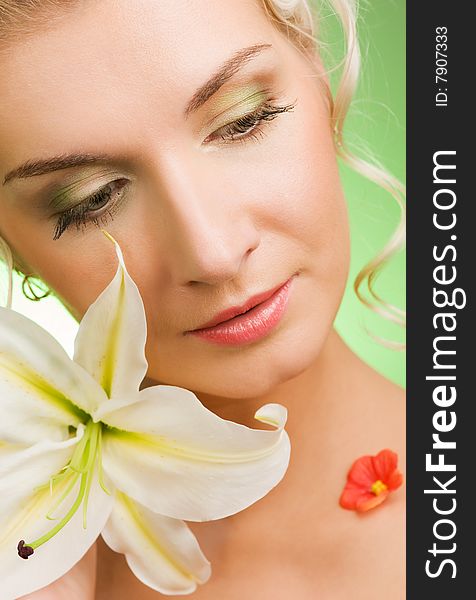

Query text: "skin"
[0, 0, 405, 598]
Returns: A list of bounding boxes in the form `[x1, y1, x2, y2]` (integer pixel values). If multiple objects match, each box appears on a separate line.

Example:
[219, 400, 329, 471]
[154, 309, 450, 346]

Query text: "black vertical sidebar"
[407, 5, 474, 598]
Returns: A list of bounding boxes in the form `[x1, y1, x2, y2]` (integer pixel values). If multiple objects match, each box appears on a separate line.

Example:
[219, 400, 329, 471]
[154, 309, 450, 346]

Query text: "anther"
[17, 540, 34, 559]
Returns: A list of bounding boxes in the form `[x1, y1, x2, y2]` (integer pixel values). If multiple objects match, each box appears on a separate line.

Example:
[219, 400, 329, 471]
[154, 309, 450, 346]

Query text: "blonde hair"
[0, 0, 405, 347]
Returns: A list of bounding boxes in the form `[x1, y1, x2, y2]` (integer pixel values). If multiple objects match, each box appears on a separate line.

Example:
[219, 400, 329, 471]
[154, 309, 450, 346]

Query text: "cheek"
[253, 90, 351, 351]
[235, 85, 350, 290]
[0, 210, 115, 320]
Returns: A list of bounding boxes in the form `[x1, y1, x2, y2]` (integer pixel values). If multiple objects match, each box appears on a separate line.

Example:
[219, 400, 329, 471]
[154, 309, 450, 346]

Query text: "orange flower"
[339, 449, 403, 512]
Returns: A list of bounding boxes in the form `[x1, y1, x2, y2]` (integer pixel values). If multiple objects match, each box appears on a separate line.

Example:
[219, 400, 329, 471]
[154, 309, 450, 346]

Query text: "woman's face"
[0, 0, 350, 399]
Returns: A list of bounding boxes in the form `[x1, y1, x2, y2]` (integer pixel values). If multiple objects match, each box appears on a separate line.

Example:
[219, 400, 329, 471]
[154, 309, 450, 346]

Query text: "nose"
[147, 153, 261, 287]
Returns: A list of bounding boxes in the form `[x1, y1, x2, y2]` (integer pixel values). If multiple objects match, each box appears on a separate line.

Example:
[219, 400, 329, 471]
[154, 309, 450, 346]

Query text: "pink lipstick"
[186, 275, 295, 346]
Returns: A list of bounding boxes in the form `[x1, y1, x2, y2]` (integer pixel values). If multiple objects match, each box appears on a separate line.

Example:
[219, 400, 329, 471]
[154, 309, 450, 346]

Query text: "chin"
[187, 315, 334, 400]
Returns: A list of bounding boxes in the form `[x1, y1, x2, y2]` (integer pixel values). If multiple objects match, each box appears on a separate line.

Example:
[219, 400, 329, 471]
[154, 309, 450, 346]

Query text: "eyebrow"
[2, 43, 272, 186]
[184, 43, 272, 116]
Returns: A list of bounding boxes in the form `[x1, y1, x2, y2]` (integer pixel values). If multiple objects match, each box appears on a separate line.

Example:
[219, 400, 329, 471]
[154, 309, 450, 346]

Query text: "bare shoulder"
[350, 349, 406, 448]
[330, 353, 406, 598]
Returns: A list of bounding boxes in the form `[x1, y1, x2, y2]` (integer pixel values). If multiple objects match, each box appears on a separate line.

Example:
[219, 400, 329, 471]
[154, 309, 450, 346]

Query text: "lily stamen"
[96, 427, 112, 495]
[17, 421, 102, 558]
[18, 473, 88, 558]
[81, 422, 101, 528]
[46, 472, 80, 521]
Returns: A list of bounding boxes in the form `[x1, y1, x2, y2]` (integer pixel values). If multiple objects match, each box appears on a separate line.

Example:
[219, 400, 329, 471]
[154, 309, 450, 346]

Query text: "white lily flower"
[0, 229, 290, 598]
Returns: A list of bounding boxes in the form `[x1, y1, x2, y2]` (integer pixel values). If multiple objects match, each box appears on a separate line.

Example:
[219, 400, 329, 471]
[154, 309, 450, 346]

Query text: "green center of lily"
[17, 419, 111, 559]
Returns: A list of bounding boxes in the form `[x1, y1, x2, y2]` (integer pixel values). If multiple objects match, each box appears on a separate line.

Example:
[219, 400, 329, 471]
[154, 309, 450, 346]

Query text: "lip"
[185, 274, 296, 346]
[193, 278, 292, 330]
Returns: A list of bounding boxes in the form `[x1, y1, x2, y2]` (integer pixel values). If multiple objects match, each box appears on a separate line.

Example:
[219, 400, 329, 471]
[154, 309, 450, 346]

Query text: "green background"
[5, 0, 406, 387]
[319, 0, 406, 386]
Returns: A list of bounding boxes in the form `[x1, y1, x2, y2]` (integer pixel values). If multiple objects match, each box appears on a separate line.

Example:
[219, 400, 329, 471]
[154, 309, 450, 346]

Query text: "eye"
[204, 98, 297, 145]
[51, 178, 129, 240]
[50, 99, 296, 239]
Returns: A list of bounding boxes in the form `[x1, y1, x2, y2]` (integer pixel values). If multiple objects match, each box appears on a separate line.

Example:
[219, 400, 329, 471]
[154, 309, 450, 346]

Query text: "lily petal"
[99, 386, 290, 521]
[0, 307, 104, 442]
[73, 231, 148, 400]
[0, 425, 85, 516]
[0, 466, 114, 600]
[101, 491, 211, 595]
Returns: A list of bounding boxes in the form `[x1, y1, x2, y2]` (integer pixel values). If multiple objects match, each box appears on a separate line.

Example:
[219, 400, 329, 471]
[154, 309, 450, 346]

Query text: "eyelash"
[205, 98, 296, 144]
[51, 97, 297, 240]
[52, 179, 129, 241]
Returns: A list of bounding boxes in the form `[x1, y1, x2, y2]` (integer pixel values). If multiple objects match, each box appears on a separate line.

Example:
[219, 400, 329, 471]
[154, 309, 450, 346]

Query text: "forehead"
[0, 0, 280, 168]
